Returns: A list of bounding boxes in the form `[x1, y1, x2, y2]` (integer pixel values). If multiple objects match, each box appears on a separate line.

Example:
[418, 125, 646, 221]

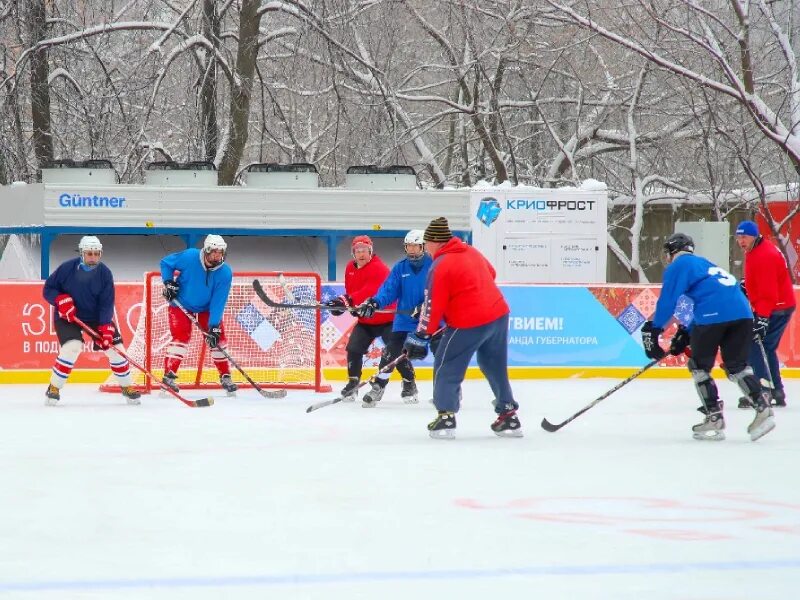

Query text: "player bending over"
[42, 236, 142, 406]
[641, 233, 775, 442]
[160, 235, 236, 396]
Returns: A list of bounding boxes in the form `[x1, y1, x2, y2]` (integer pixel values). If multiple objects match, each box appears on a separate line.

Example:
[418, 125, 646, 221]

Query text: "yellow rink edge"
[2, 366, 799, 385]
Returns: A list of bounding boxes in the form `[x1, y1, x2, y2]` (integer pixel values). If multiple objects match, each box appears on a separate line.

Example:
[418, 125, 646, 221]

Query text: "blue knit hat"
[735, 220, 759, 237]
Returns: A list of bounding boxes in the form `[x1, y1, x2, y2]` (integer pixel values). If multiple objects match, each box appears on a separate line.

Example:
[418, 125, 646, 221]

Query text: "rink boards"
[0, 281, 797, 383]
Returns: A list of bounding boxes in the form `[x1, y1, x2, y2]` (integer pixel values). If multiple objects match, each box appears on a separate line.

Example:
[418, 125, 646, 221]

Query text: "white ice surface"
[1, 378, 798, 599]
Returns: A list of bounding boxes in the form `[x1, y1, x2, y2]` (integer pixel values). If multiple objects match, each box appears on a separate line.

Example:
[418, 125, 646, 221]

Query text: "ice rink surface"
[1, 376, 798, 599]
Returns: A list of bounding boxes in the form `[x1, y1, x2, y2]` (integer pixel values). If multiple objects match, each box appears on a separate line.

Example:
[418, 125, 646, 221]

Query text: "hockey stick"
[73, 317, 213, 408]
[306, 326, 444, 413]
[252, 279, 413, 315]
[540, 359, 658, 432]
[305, 352, 411, 413]
[756, 339, 775, 390]
[171, 299, 288, 399]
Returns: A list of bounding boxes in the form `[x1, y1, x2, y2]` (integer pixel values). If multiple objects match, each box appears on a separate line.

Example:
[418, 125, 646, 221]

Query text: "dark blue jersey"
[653, 253, 752, 329]
[43, 257, 116, 324]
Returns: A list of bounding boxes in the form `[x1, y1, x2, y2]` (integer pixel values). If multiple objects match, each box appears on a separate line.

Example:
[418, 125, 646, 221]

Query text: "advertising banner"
[2, 281, 799, 378]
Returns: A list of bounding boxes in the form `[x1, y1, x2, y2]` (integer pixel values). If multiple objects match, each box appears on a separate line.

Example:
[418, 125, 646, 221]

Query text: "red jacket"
[419, 237, 508, 334]
[344, 254, 395, 325]
[744, 237, 796, 317]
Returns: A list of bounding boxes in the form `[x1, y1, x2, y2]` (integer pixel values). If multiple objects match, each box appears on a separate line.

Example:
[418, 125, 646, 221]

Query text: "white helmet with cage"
[78, 235, 103, 254]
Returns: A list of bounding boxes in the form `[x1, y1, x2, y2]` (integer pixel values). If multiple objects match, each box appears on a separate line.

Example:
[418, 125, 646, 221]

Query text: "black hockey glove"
[357, 297, 380, 318]
[753, 315, 770, 341]
[669, 325, 691, 356]
[325, 295, 352, 317]
[641, 321, 666, 361]
[206, 326, 222, 348]
[403, 332, 431, 361]
[163, 280, 180, 302]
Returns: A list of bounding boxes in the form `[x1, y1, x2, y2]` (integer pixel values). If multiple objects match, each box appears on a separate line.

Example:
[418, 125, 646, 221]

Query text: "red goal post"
[100, 271, 331, 394]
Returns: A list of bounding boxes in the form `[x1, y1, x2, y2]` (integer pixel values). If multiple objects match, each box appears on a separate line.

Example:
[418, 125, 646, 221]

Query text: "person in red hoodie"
[403, 217, 521, 439]
[735, 220, 796, 407]
[326, 235, 409, 406]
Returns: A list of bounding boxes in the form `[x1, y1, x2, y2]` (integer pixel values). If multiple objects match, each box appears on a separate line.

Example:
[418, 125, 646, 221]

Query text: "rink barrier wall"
[2, 280, 799, 384]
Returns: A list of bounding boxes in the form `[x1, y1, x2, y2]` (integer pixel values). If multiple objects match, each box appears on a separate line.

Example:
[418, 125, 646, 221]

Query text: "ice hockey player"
[640, 232, 775, 441]
[403, 217, 521, 439]
[42, 236, 142, 406]
[734, 220, 795, 408]
[325, 235, 400, 406]
[356, 230, 435, 405]
[159, 234, 236, 396]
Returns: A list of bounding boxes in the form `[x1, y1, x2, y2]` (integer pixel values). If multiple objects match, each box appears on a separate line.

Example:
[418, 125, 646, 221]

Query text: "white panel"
[41, 168, 117, 185]
[675, 221, 730, 272]
[244, 171, 319, 189]
[345, 173, 417, 190]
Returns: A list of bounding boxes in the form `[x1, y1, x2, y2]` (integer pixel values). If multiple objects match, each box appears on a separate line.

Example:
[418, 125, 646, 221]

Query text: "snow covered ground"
[1, 377, 798, 599]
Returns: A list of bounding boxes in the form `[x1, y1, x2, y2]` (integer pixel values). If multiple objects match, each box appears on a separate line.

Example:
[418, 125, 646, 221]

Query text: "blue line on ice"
[1, 560, 799, 592]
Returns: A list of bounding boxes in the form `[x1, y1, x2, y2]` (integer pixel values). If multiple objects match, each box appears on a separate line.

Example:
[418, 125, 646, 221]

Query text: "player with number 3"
[640, 233, 775, 442]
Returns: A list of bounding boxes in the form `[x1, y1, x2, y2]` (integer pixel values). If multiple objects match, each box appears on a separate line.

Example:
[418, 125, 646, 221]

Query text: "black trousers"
[689, 318, 752, 373]
[346, 322, 415, 381]
[54, 317, 123, 352]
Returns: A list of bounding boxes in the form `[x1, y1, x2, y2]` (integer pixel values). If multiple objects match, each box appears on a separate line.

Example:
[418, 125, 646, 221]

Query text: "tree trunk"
[218, 0, 262, 185]
[29, 0, 53, 168]
[200, 0, 220, 163]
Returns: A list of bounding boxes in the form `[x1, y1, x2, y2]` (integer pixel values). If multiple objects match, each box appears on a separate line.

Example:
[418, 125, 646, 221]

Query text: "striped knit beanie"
[423, 217, 453, 242]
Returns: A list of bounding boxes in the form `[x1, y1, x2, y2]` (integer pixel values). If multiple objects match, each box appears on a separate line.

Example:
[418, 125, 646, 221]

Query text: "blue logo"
[58, 193, 127, 208]
[476, 197, 501, 227]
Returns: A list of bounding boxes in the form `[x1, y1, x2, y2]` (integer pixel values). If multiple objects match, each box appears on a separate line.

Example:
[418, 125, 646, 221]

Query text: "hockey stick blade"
[540, 359, 659, 432]
[306, 397, 343, 413]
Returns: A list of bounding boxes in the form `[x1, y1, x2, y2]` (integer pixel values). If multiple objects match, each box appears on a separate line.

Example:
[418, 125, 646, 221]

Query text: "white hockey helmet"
[203, 234, 227, 253]
[404, 230, 424, 245]
[78, 235, 103, 254]
[404, 229, 425, 259]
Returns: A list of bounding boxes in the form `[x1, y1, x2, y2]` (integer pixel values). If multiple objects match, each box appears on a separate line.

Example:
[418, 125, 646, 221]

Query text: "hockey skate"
[748, 395, 776, 441]
[160, 371, 180, 397]
[428, 411, 456, 439]
[45, 384, 60, 407]
[692, 407, 725, 441]
[121, 386, 142, 406]
[362, 380, 386, 408]
[220, 374, 238, 397]
[341, 377, 359, 402]
[401, 379, 419, 404]
[491, 409, 523, 438]
[771, 388, 787, 407]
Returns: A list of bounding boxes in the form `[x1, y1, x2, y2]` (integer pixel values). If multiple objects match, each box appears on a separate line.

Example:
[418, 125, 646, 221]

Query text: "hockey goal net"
[101, 271, 330, 393]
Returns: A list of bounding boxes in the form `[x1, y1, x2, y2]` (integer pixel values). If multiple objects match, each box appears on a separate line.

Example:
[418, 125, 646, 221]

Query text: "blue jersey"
[160, 248, 233, 327]
[373, 255, 433, 332]
[653, 253, 752, 329]
[43, 257, 116, 324]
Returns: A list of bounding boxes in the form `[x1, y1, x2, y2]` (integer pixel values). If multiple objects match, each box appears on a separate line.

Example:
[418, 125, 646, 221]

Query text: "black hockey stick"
[305, 352, 411, 413]
[252, 279, 413, 315]
[541, 359, 658, 432]
[171, 299, 288, 399]
[74, 317, 214, 408]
